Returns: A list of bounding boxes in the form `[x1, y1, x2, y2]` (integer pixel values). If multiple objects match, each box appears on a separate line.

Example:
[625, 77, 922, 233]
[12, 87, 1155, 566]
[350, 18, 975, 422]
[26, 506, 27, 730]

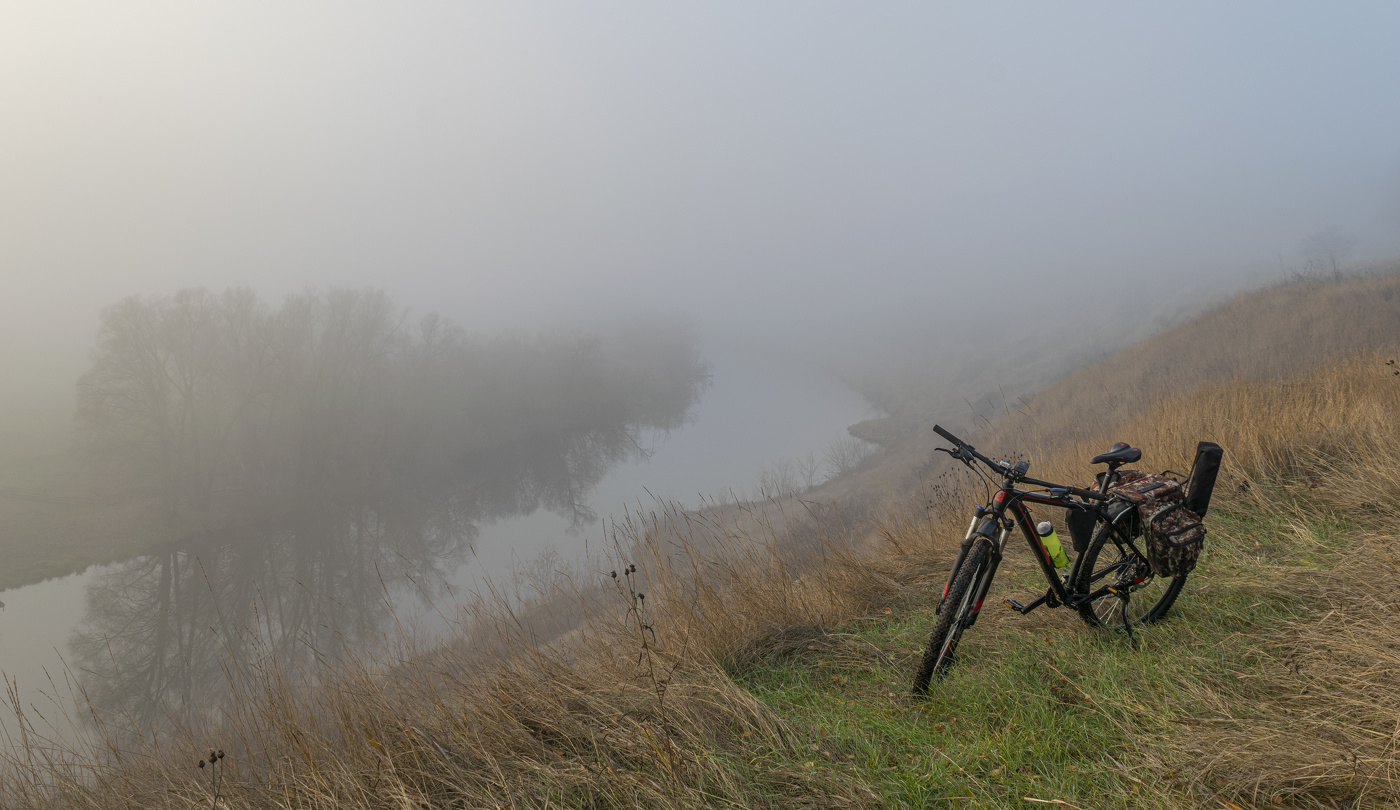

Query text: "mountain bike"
[912, 425, 1190, 694]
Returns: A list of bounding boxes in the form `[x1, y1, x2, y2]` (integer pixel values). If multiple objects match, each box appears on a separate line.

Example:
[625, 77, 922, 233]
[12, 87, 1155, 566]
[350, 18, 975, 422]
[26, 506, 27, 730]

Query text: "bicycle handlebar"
[932, 424, 994, 466]
[932, 424, 961, 445]
[932, 423, 997, 468]
[932, 424, 1107, 503]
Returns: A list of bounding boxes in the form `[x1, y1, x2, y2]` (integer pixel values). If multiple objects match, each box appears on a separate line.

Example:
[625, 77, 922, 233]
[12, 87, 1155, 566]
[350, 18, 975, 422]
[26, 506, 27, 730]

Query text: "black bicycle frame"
[934, 427, 1149, 623]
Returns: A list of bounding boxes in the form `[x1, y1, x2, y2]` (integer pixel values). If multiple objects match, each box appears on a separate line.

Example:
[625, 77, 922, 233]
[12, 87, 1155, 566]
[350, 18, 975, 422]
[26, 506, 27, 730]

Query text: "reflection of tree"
[71, 499, 477, 725]
[69, 314, 712, 724]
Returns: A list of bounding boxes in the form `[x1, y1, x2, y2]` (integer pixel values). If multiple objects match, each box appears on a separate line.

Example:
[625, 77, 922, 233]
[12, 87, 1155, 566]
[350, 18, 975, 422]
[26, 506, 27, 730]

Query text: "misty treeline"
[76, 287, 711, 523]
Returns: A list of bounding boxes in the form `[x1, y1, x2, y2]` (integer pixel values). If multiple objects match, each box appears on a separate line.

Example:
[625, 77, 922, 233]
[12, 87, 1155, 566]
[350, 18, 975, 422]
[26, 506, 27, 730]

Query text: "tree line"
[77, 287, 711, 521]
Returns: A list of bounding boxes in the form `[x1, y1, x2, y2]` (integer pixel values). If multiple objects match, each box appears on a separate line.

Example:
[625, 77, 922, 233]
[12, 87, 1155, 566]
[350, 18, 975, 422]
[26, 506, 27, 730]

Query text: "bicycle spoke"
[1087, 542, 1169, 626]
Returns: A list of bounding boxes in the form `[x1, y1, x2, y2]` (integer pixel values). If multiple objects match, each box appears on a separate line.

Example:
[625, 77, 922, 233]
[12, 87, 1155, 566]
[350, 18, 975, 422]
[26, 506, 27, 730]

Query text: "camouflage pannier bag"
[1109, 473, 1206, 578]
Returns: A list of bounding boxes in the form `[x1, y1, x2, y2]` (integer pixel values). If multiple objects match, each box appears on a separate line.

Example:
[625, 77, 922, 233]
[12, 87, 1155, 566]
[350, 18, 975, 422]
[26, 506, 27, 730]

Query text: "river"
[0, 344, 875, 745]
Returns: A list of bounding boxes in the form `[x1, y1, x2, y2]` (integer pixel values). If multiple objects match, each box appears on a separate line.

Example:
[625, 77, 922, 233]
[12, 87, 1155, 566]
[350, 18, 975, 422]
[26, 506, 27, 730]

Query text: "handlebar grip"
[932, 424, 962, 446]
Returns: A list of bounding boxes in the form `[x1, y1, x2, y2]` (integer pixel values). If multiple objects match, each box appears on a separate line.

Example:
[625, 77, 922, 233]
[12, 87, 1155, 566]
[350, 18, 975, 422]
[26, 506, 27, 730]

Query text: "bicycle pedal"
[1004, 592, 1049, 615]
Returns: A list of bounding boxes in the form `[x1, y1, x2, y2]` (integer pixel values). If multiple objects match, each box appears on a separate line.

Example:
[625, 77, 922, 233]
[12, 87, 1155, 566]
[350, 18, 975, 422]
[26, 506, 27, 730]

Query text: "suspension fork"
[957, 486, 1020, 626]
[937, 506, 989, 612]
[964, 524, 1007, 627]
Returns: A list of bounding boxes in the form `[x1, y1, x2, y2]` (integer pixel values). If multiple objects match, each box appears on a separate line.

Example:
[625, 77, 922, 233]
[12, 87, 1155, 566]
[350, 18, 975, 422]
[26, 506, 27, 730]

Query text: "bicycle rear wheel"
[913, 537, 992, 693]
[1072, 520, 1186, 628]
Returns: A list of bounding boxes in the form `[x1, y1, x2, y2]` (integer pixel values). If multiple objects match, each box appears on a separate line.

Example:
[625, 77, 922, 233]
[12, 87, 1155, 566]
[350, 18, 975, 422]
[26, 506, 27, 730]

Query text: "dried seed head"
[637, 593, 645, 601]
[199, 760, 206, 769]
[610, 571, 617, 579]
[218, 750, 225, 759]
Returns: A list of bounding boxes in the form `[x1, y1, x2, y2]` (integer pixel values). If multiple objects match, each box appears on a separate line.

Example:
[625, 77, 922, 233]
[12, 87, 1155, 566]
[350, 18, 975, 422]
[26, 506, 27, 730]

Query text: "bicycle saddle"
[1090, 442, 1142, 465]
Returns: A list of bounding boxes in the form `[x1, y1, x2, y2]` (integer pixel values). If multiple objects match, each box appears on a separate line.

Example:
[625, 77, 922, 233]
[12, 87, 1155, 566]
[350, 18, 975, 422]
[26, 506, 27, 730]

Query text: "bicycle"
[912, 425, 1192, 694]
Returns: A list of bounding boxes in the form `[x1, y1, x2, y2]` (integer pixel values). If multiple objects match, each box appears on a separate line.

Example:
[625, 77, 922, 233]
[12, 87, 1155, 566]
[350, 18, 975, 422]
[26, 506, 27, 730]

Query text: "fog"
[3, 2, 1399, 440]
[3, 3, 1400, 745]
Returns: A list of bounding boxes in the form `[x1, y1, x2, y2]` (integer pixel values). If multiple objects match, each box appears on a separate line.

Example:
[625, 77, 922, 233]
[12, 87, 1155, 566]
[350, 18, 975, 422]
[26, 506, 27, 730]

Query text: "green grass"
[721, 507, 1342, 808]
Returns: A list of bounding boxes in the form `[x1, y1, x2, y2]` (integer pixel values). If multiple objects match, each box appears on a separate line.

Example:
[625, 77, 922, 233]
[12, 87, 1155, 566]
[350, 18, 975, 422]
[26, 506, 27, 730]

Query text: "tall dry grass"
[0, 498, 911, 808]
[973, 352, 1400, 805]
[3, 274, 1399, 808]
[1002, 351, 1400, 510]
[1007, 269, 1400, 449]
[825, 268, 1400, 524]
[1162, 525, 1400, 807]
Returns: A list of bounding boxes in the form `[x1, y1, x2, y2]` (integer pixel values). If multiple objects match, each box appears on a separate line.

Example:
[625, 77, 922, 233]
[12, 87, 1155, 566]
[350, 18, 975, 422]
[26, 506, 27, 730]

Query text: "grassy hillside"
[4, 270, 1399, 808]
[1003, 269, 1400, 448]
[821, 266, 1400, 519]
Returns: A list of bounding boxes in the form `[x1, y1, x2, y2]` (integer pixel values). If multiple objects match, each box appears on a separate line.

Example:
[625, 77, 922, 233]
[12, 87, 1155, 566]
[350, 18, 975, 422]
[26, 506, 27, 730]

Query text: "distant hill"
[1010, 267, 1400, 448]
[834, 263, 1400, 496]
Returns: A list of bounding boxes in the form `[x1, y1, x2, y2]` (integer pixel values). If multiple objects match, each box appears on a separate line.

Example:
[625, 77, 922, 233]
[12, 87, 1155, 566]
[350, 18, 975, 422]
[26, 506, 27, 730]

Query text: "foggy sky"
[4, 2, 1400, 431]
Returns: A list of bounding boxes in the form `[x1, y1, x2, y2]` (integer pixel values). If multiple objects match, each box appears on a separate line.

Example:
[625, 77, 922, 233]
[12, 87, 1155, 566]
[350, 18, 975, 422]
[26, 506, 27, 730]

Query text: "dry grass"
[1160, 525, 1400, 807]
[0, 503, 894, 808]
[973, 351, 1400, 806]
[1004, 269, 1400, 449]
[4, 273, 1400, 808]
[1002, 352, 1400, 511]
[821, 268, 1400, 526]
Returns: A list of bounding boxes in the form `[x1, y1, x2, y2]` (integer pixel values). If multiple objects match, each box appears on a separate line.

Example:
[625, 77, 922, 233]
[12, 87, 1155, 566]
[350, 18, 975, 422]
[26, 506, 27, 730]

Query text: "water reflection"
[69, 330, 713, 725]
[73, 469, 624, 723]
[70, 505, 465, 723]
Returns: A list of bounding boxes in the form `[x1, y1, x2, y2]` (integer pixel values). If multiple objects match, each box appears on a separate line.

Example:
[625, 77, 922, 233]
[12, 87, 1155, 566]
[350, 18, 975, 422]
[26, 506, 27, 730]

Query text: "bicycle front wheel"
[1072, 520, 1186, 628]
[913, 537, 992, 694]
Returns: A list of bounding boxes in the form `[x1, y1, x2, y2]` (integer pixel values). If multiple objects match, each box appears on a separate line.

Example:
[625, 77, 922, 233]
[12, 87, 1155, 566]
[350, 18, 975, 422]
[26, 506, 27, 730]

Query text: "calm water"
[0, 347, 874, 741]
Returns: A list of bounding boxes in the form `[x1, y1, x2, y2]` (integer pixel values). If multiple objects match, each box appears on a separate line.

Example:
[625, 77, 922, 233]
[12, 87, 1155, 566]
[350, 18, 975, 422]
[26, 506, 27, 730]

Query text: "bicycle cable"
[936, 444, 1000, 505]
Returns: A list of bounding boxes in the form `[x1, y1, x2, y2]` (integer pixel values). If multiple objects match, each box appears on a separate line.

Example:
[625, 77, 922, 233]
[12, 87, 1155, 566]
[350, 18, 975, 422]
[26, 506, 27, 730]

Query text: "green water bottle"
[1036, 521, 1069, 568]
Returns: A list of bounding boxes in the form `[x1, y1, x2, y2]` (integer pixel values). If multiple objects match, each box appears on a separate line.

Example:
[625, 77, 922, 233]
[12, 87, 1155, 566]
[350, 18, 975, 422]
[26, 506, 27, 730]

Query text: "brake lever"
[935, 445, 976, 467]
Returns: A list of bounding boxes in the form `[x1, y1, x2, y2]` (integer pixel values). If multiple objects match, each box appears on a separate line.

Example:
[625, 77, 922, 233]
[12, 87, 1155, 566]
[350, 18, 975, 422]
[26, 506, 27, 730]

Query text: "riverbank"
[4, 272, 1400, 808]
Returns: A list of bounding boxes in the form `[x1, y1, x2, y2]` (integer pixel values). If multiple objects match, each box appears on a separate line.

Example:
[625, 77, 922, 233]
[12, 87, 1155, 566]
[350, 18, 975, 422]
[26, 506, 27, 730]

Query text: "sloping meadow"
[4, 276, 1400, 808]
[999, 352, 1400, 806]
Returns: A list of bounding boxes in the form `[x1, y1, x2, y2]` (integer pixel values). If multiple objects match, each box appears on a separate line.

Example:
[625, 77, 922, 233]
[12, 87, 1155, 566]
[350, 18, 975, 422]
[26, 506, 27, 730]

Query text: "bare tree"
[77, 291, 217, 512]
[1300, 227, 1356, 281]
[754, 458, 800, 499]
[77, 289, 285, 513]
[824, 435, 874, 478]
[797, 450, 824, 491]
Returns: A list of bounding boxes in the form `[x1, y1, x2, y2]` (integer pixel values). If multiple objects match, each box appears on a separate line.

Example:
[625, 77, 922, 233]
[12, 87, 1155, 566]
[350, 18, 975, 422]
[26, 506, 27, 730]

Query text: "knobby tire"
[913, 537, 992, 694]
